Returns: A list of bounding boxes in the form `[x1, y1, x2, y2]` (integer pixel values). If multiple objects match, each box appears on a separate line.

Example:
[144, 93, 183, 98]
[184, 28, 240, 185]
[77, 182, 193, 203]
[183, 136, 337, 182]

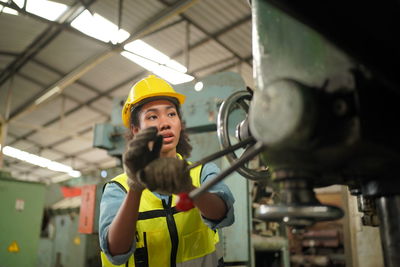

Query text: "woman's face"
[132, 99, 182, 158]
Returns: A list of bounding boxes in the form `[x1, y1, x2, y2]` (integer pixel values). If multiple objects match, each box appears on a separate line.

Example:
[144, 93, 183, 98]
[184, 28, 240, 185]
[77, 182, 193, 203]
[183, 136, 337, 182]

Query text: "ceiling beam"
[158, 0, 252, 68]
[16, 71, 109, 118]
[210, 56, 252, 74]
[6, 0, 201, 124]
[5, 0, 252, 181]
[6, 0, 249, 149]
[0, 1, 93, 88]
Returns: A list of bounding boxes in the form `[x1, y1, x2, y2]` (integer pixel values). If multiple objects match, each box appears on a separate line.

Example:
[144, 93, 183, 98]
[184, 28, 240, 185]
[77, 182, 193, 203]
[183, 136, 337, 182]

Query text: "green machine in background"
[93, 97, 126, 160]
[0, 170, 101, 267]
[38, 198, 101, 267]
[0, 171, 45, 267]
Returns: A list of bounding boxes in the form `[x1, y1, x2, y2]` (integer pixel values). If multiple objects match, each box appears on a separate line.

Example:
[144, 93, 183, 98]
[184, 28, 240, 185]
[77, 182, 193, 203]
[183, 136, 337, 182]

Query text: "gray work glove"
[123, 127, 163, 191]
[138, 157, 193, 195]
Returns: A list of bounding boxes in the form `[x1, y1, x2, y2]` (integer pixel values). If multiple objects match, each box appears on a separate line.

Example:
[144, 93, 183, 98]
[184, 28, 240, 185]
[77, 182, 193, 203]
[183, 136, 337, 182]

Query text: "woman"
[99, 75, 235, 267]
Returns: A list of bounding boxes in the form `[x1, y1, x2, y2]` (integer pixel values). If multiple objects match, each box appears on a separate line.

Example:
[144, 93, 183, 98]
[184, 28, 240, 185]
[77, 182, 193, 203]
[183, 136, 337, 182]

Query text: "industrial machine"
[93, 1, 400, 266]
[249, 2, 399, 267]
[182, 1, 399, 267]
[0, 170, 45, 267]
[38, 193, 101, 267]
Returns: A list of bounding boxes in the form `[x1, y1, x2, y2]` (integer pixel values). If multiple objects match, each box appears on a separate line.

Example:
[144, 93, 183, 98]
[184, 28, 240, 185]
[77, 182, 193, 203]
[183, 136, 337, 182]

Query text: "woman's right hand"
[123, 127, 163, 190]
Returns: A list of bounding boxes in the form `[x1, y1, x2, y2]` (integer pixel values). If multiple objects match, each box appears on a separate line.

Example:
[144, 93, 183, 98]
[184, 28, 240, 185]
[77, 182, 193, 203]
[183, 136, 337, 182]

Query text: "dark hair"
[124, 97, 192, 158]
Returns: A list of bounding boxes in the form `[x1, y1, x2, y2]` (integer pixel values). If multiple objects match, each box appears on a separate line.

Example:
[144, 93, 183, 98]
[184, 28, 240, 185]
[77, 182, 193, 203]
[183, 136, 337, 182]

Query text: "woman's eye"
[168, 112, 177, 117]
[147, 115, 157, 120]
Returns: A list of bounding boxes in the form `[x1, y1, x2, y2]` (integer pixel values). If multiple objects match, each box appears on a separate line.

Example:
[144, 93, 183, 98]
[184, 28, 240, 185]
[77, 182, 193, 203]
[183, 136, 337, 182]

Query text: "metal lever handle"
[177, 141, 265, 211]
[187, 136, 255, 171]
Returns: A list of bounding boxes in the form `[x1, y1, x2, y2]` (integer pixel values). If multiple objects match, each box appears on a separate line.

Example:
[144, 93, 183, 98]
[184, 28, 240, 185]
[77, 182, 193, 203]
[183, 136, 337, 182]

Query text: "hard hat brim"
[131, 95, 181, 113]
[132, 91, 185, 107]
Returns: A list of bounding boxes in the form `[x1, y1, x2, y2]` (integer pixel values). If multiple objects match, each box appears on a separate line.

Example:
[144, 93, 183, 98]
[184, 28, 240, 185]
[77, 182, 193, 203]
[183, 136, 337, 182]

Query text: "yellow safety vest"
[100, 157, 219, 267]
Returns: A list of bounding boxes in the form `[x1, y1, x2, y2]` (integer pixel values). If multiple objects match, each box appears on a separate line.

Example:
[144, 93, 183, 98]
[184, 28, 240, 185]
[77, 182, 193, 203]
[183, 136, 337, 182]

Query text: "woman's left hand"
[138, 158, 193, 194]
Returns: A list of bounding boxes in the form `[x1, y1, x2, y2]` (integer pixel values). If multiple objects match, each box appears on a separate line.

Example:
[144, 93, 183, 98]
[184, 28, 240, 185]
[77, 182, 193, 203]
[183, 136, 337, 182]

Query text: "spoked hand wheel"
[217, 90, 269, 180]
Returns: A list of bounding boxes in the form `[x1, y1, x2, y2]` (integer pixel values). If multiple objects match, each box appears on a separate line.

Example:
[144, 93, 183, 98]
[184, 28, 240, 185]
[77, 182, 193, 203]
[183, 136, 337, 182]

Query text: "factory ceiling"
[0, 0, 253, 183]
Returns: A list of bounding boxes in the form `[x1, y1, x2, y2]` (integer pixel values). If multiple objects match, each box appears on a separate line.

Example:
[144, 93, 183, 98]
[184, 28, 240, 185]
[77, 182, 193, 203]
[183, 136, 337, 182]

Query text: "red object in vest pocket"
[176, 192, 195, 211]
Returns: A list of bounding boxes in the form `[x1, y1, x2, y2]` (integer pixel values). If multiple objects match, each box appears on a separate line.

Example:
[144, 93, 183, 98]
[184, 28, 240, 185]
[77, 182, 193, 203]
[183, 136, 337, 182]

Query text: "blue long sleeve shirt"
[99, 162, 235, 265]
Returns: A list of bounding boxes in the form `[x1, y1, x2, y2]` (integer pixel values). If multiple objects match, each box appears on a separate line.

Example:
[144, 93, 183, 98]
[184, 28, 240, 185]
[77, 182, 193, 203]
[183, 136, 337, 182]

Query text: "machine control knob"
[249, 79, 317, 147]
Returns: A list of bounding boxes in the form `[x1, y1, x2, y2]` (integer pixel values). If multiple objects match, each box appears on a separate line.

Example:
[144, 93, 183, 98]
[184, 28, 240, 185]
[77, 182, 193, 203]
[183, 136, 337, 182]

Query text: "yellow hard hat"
[121, 75, 186, 128]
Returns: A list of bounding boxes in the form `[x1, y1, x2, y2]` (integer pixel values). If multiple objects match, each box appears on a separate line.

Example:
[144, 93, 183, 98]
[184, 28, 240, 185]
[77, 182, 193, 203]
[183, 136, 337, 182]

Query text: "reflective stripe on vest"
[101, 156, 219, 267]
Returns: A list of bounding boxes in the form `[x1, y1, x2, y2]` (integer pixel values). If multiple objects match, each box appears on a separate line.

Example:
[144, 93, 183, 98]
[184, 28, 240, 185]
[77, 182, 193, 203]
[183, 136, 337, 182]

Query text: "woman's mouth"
[162, 133, 174, 144]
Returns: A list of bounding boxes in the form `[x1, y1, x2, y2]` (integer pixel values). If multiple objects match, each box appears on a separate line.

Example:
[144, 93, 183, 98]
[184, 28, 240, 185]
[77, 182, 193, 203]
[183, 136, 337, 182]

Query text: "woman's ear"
[131, 125, 140, 135]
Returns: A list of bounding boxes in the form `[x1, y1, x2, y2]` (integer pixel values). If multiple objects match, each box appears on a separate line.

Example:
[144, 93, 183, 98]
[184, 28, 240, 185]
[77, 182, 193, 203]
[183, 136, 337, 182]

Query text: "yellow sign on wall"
[7, 241, 20, 253]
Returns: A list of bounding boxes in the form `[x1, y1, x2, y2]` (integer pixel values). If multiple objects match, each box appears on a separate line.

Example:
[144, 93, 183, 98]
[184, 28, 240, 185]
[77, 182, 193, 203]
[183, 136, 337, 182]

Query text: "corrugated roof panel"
[8, 139, 36, 151]
[19, 61, 61, 86]
[189, 41, 233, 74]
[40, 149, 64, 161]
[16, 96, 78, 127]
[0, 13, 47, 53]
[142, 21, 190, 59]
[57, 155, 91, 170]
[5, 134, 15, 145]
[0, 84, 8, 116]
[49, 106, 99, 133]
[79, 53, 145, 92]
[141, 20, 205, 56]
[80, 129, 94, 138]
[91, 0, 165, 35]
[79, 148, 112, 163]
[1, 77, 43, 116]
[193, 57, 238, 77]
[222, 65, 254, 88]
[35, 30, 109, 73]
[192, 59, 253, 89]
[72, 159, 93, 170]
[27, 129, 70, 147]
[184, 0, 250, 34]
[52, 138, 92, 155]
[4, 161, 28, 171]
[98, 158, 119, 170]
[0, 55, 15, 70]
[140, 22, 208, 73]
[136, 2, 250, 67]
[0, 0, 259, 183]
[53, 0, 76, 5]
[110, 82, 137, 98]
[62, 83, 99, 103]
[124, 0, 184, 35]
[218, 20, 252, 58]
[89, 97, 113, 115]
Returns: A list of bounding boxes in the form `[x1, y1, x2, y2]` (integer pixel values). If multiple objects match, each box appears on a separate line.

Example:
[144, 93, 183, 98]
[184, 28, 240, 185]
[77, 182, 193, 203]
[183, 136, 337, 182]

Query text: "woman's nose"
[159, 115, 171, 131]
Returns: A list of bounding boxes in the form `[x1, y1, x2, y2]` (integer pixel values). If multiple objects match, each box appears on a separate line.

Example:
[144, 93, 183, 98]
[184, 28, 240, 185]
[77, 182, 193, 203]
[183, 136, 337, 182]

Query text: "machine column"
[376, 195, 400, 267]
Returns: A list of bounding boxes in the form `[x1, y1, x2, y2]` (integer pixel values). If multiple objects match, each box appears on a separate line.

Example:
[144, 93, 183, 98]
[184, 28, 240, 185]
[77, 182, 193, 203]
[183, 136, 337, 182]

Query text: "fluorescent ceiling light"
[122, 40, 194, 84]
[121, 51, 194, 85]
[1, 145, 81, 178]
[0, 3, 19, 15]
[71, 10, 129, 44]
[124, 40, 188, 73]
[13, 0, 68, 21]
[34, 86, 61, 105]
